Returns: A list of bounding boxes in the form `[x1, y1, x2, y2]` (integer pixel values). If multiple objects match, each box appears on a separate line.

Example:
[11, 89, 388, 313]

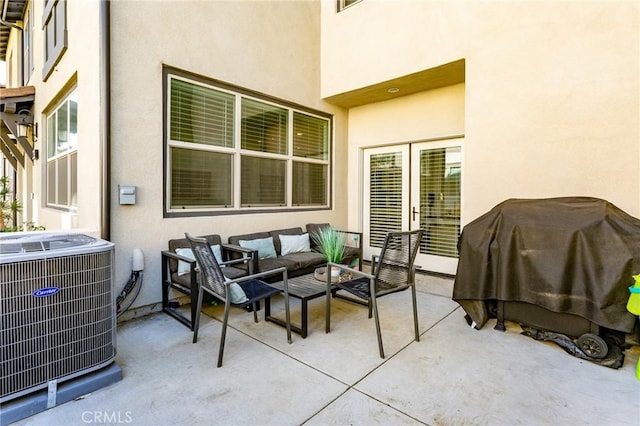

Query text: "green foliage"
[1, 222, 46, 233]
[312, 227, 345, 263]
[0, 175, 44, 232]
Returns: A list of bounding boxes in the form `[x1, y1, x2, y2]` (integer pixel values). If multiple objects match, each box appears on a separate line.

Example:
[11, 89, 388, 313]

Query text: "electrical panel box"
[119, 185, 136, 205]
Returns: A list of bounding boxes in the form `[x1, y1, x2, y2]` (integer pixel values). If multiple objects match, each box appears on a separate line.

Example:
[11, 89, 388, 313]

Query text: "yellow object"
[627, 274, 640, 316]
[628, 275, 640, 380]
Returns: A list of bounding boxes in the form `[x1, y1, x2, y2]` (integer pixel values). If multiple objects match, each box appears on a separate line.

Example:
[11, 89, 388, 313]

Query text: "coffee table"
[264, 272, 335, 338]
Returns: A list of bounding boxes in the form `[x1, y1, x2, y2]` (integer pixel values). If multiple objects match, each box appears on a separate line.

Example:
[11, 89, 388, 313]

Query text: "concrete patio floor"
[8, 274, 640, 425]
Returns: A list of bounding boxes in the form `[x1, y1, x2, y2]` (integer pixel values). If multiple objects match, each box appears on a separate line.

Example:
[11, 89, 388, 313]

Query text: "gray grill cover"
[453, 197, 640, 333]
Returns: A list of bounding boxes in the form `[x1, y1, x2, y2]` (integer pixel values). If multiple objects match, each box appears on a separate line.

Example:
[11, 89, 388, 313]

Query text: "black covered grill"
[453, 197, 639, 338]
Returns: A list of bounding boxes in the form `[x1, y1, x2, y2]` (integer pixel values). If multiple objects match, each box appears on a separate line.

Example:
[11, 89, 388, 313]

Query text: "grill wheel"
[577, 333, 608, 359]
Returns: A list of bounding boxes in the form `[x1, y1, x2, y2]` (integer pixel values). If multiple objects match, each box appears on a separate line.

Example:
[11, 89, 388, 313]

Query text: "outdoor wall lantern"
[16, 110, 33, 138]
[15, 110, 39, 160]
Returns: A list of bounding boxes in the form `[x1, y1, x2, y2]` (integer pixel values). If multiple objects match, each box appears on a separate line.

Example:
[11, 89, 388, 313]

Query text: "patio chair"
[325, 229, 424, 358]
[185, 233, 292, 367]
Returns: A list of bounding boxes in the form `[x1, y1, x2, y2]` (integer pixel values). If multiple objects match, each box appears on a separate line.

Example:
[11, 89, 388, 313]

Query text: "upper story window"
[164, 68, 332, 216]
[46, 90, 77, 210]
[338, 0, 363, 12]
[23, 1, 34, 83]
[42, 0, 67, 80]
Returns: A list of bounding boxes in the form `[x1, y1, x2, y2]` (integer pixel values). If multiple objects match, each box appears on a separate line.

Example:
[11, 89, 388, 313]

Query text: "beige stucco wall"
[110, 1, 348, 310]
[347, 84, 465, 229]
[4, 0, 637, 312]
[322, 0, 640, 225]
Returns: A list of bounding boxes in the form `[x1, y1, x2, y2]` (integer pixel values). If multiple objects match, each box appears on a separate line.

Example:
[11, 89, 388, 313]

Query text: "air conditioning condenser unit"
[0, 232, 122, 424]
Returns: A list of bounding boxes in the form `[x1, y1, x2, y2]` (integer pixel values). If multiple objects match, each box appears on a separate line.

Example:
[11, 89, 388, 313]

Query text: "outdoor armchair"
[185, 233, 292, 367]
[325, 229, 424, 358]
[161, 234, 257, 330]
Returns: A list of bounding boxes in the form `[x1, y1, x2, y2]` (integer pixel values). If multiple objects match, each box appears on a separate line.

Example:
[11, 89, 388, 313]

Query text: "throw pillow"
[175, 248, 196, 276]
[228, 281, 249, 304]
[211, 244, 224, 266]
[238, 237, 277, 259]
[280, 233, 311, 256]
[175, 245, 224, 276]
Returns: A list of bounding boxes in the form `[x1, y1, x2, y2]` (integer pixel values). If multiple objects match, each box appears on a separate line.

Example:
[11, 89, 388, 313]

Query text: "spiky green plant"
[0, 175, 28, 232]
[312, 227, 345, 263]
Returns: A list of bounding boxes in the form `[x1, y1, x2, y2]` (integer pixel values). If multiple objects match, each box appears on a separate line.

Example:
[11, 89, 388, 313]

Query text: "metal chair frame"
[185, 233, 292, 367]
[324, 229, 424, 358]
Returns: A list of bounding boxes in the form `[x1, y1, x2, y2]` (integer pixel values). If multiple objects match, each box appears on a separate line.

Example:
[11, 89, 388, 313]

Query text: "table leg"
[264, 297, 271, 320]
[300, 300, 308, 338]
[265, 297, 305, 337]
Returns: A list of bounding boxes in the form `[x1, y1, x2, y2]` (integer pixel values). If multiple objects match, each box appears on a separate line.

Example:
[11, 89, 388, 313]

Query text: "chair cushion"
[238, 237, 277, 259]
[279, 233, 311, 256]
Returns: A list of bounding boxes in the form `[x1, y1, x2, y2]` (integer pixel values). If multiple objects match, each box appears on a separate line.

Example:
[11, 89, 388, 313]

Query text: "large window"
[165, 70, 331, 216]
[46, 90, 77, 210]
[42, 0, 67, 80]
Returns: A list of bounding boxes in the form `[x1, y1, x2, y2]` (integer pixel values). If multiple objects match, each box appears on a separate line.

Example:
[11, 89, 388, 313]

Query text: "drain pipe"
[99, 0, 111, 241]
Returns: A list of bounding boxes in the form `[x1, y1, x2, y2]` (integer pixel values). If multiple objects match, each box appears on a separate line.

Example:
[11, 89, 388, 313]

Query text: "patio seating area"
[11, 273, 639, 425]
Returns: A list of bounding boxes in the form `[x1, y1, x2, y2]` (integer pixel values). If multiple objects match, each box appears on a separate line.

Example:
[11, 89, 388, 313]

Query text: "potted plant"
[312, 227, 346, 279]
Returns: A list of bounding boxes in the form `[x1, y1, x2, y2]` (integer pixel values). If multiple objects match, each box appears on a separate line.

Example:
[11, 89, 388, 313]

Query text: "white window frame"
[45, 89, 77, 210]
[42, 0, 67, 81]
[23, 1, 34, 84]
[164, 69, 332, 217]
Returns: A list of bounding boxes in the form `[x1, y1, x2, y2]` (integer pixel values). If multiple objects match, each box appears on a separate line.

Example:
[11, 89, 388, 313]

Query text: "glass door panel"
[363, 145, 409, 260]
[411, 140, 462, 274]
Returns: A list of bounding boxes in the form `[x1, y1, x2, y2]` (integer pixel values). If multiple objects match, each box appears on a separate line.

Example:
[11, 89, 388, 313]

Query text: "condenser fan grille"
[0, 250, 116, 402]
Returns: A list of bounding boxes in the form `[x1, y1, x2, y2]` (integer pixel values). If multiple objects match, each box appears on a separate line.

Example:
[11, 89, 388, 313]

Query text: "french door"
[363, 139, 462, 275]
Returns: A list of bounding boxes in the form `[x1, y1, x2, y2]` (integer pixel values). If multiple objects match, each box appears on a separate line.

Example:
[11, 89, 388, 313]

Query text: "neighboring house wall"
[109, 1, 348, 310]
[321, 1, 640, 225]
[4, 0, 103, 233]
[36, 1, 103, 232]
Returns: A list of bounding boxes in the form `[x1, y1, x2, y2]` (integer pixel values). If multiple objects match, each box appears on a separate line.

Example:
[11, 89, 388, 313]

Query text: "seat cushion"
[256, 256, 298, 272]
[281, 251, 326, 270]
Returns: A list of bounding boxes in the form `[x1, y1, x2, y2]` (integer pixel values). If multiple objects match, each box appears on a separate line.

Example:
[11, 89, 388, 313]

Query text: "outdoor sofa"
[228, 224, 363, 282]
[161, 225, 363, 328]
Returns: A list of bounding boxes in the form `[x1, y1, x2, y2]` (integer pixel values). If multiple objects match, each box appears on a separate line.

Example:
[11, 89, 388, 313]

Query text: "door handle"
[412, 206, 419, 221]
